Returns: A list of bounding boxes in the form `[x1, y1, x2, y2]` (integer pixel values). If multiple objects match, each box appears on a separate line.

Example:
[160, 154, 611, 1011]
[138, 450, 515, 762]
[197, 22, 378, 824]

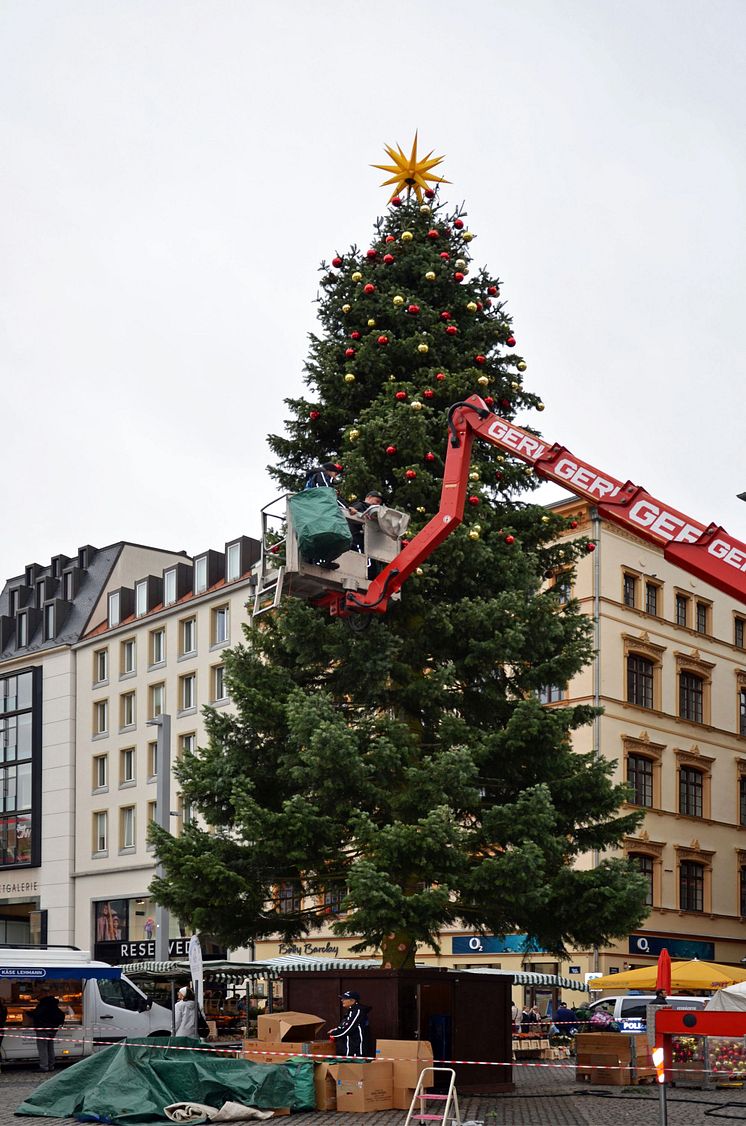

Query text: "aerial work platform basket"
[253, 492, 410, 617]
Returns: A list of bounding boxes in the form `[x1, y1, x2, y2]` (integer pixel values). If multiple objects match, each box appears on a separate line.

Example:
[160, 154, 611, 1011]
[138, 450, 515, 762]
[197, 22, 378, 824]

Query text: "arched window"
[627, 654, 654, 709]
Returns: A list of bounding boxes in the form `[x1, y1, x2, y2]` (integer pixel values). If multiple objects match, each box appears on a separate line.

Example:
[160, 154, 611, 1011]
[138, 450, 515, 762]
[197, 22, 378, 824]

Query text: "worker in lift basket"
[328, 990, 372, 1057]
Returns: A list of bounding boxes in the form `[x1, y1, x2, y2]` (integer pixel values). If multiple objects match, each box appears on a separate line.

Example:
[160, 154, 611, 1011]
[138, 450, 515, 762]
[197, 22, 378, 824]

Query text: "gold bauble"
[419, 204, 431, 214]
[388, 374, 396, 381]
[416, 506, 426, 514]
[367, 318, 376, 327]
[511, 381, 520, 391]
[342, 304, 351, 313]
[517, 361, 527, 372]
[348, 494, 357, 502]
[466, 301, 477, 313]
[462, 231, 474, 242]
[351, 271, 363, 282]
[541, 515, 550, 524]
[469, 471, 480, 482]
[344, 373, 356, 383]
[455, 258, 466, 269]
[418, 343, 429, 354]
[537, 401, 545, 411]
[411, 400, 423, 410]
[415, 567, 424, 575]
[401, 231, 414, 241]
[468, 529, 481, 541]
[349, 428, 360, 440]
[393, 295, 405, 306]
[477, 375, 490, 386]
[425, 271, 436, 280]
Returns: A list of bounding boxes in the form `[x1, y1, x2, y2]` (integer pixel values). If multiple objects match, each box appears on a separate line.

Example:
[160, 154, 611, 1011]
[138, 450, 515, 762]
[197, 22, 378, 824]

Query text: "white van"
[0, 945, 173, 1064]
[588, 993, 706, 1032]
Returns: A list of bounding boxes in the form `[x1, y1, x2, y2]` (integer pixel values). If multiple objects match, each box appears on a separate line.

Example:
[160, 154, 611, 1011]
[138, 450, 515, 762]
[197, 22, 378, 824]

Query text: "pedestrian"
[554, 999, 576, 1035]
[173, 985, 200, 1038]
[328, 990, 371, 1057]
[30, 993, 65, 1072]
[305, 462, 343, 490]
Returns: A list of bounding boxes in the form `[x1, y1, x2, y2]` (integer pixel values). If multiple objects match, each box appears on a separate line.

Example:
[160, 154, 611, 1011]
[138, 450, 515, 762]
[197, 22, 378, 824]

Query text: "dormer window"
[194, 555, 208, 595]
[135, 580, 148, 618]
[43, 604, 55, 641]
[108, 592, 121, 628]
[226, 542, 241, 582]
[164, 568, 177, 607]
[9, 589, 20, 617]
[62, 571, 74, 601]
[17, 612, 28, 647]
[36, 580, 46, 609]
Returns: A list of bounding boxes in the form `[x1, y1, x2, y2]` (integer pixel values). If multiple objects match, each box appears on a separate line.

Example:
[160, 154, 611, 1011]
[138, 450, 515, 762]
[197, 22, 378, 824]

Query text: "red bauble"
[427, 229, 439, 239]
[506, 335, 517, 347]
[377, 335, 389, 345]
[395, 390, 408, 400]
[454, 218, 464, 230]
[366, 249, 377, 260]
[383, 253, 395, 264]
[586, 542, 596, 552]
[569, 520, 578, 529]
[391, 197, 402, 207]
[439, 251, 450, 260]
[485, 298, 492, 308]
[484, 396, 495, 406]
[495, 471, 502, 480]
[309, 410, 320, 420]
[345, 347, 356, 358]
[386, 444, 397, 455]
[407, 303, 420, 314]
[446, 325, 458, 335]
[487, 285, 498, 296]
[350, 330, 361, 340]
[385, 234, 396, 243]
[505, 534, 515, 545]
[363, 283, 376, 294]
[476, 301, 483, 310]
[423, 388, 435, 399]
[468, 496, 480, 506]
[435, 372, 446, 381]
[405, 469, 417, 480]
[424, 452, 436, 462]
[501, 398, 510, 409]
[424, 187, 436, 199]
[440, 310, 451, 320]
[475, 354, 486, 365]
[332, 256, 343, 268]
[454, 272, 465, 283]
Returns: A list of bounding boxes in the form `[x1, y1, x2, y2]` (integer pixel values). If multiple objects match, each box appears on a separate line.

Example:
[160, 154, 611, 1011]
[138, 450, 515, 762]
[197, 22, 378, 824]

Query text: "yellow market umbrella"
[592, 959, 746, 991]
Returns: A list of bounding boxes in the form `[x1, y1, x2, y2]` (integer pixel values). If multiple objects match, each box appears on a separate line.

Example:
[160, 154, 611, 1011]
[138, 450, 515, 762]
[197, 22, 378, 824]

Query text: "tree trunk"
[380, 931, 417, 969]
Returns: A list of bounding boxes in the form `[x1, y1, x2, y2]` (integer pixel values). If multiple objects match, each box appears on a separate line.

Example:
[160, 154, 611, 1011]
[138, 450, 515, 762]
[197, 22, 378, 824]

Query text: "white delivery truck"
[0, 945, 173, 1064]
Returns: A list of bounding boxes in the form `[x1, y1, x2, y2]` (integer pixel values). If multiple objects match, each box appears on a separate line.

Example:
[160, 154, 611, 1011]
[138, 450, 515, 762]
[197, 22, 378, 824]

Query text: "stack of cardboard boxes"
[243, 1011, 435, 1113]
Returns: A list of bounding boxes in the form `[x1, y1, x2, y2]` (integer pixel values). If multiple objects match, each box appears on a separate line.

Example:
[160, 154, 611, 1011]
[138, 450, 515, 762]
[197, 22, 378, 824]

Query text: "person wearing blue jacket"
[328, 990, 371, 1057]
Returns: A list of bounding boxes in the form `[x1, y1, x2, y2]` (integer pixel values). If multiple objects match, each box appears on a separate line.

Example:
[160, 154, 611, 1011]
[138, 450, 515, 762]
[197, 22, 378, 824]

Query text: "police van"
[587, 993, 706, 1032]
[0, 945, 173, 1063]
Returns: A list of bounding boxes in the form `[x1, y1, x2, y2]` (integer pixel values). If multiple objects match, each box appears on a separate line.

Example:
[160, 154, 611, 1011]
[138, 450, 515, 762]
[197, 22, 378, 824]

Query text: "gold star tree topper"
[372, 132, 450, 202]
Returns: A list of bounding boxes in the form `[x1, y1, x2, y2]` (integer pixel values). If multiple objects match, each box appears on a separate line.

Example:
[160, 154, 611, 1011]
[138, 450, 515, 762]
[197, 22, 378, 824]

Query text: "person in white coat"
[173, 986, 200, 1038]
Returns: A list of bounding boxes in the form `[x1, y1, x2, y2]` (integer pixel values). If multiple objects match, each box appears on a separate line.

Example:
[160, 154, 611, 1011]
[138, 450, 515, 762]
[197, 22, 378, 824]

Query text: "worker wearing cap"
[328, 990, 370, 1057]
[304, 461, 343, 490]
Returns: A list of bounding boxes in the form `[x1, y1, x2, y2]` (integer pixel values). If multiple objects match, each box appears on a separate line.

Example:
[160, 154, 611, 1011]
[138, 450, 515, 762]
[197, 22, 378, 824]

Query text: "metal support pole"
[148, 713, 172, 962]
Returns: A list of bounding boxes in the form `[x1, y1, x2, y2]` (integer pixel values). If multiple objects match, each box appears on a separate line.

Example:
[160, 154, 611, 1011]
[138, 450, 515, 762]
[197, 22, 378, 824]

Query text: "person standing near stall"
[328, 990, 371, 1057]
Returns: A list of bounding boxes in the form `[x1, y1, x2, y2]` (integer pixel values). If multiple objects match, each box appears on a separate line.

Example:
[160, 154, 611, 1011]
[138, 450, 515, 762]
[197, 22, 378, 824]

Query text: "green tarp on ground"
[15, 1038, 315, 1125]
[289, 488, 352, 563]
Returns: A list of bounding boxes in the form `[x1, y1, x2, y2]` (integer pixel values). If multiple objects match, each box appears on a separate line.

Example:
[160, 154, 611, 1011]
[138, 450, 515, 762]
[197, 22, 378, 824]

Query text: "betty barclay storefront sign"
[278, 941, 341, 958]
[0, 880, 39, 896]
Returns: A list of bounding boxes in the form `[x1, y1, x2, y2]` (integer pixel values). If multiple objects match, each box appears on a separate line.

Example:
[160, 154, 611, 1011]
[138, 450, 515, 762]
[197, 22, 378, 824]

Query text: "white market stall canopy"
[460, 968, 589, 993]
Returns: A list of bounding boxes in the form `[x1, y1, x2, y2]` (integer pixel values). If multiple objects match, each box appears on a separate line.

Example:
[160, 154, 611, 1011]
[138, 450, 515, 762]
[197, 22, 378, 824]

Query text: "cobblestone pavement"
[3, 1060, 746, 1126]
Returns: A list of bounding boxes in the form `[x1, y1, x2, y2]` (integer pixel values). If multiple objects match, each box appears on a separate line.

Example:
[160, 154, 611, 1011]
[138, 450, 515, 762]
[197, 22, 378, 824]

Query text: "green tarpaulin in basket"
[289, 487, 352, 563]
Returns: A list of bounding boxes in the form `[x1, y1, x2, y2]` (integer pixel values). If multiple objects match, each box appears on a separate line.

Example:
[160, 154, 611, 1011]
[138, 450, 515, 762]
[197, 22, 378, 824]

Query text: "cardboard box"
[243, 1038, 332, 1062]
[333, 1060, 393, 1112]
[375, 1038, 434, 1088]
[313, 1061, 337, 1111]
[256, 1011, 325, 1042]
[392, 1086, 417, 1110]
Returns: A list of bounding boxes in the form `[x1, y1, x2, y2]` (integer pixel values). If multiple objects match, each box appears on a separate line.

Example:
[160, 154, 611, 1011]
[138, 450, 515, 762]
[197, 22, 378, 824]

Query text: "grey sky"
[2, 1, 745, 583]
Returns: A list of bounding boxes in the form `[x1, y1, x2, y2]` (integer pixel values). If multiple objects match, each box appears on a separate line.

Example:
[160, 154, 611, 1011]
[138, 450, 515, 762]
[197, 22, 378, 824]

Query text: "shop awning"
[0, 963, 121, 981]
[460, 968, 589, 992]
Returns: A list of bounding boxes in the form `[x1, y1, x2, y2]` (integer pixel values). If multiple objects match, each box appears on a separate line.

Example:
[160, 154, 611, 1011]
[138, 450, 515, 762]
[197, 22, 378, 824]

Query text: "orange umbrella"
[656, 948, 672, 994]
[592, 959, 746, 991]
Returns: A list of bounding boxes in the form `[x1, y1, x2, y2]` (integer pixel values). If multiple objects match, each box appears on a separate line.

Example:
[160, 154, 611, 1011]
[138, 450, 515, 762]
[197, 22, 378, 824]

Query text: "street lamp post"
[147, 713, 172, 962]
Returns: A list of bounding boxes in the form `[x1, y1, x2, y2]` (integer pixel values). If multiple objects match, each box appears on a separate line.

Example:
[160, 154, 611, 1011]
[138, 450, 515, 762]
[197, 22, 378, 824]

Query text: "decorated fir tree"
[151, 138, 648, 968]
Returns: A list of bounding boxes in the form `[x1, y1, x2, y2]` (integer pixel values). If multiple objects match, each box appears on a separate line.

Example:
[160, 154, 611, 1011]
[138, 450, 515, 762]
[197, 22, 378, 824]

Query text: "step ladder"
[404, 1067, 461, 1126]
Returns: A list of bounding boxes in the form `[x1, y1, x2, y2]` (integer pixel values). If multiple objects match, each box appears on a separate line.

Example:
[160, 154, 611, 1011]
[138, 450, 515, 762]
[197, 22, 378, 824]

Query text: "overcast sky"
[2, 1, 745, 583]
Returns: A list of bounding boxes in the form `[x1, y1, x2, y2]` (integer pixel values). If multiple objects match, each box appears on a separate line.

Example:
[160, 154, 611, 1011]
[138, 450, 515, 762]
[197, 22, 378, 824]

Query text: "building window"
[623, 573, 638, 608]
[0, 670, 36, 869]
[675, 593, 689, 628]
[43, 604, 55, 641]
[121, 638, 135, 675]
[180, 795, 193, 829]
[93, 811, 108, 854]
[276, 880, 302, 915]
[680, 860, 704, 912]
[194, 556, 208, 594]
[120, 691, 136, 729]
[149, 684, 165, 719]
[9, 589, 20, 616]
[213, 665, 227, 702]
[150, 628, 165, 666]
[553, 573, 571, 604]
[322, 884, 346, 915]
[180, 617, 196, 656]
[148, 800, 157, 827]
[741, 867, 746, 917]
[226, 542, 241, 582]
[679, 766, 704, 817]
[62, 572, 73, 601]
[537, 685, 565, 704]
[120, 747, 135, 785]
[94, 649, 108, 684]
[645, 583, 659, 617]
[696, 601, 709, 635]
[135, 581, 148, 617]
[627, 654, 654, 709]
[164, 569, 177, 607]
[93, 754, 108, 790]
[740, 776, 746, 826]
[17, 613, 28, 647]
[180, 674, 196, 711]
[180, 733, 196, 758]
[627, 754, 654, 808]
[120, 806, 135, 850]
[740, 690, 746, 737]
[629, 853, 654, 907]
[94, 700, 108, 736]
[108, 592, 120, 628]
[736, 618, 746, 650]
[212, 606, 229, 646]
[679, 672, 704, 723]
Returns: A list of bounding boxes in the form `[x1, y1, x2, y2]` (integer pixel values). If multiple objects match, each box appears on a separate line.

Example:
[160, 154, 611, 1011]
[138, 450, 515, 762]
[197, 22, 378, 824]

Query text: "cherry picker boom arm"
[339, 394, 746, 615]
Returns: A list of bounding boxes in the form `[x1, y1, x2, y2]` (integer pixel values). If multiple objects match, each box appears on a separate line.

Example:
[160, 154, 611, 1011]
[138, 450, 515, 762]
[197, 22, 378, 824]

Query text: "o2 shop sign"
[629, 934, 715, 960]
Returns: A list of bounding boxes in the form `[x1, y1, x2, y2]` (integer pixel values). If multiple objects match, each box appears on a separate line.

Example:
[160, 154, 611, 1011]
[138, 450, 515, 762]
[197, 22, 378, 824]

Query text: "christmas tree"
[151, 137, 648, 968]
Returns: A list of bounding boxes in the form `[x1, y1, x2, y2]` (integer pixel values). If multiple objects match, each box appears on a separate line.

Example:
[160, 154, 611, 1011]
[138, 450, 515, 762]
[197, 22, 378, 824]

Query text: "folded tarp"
[15, 1038, 314, 1125]
[288, 488, 352, 563]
